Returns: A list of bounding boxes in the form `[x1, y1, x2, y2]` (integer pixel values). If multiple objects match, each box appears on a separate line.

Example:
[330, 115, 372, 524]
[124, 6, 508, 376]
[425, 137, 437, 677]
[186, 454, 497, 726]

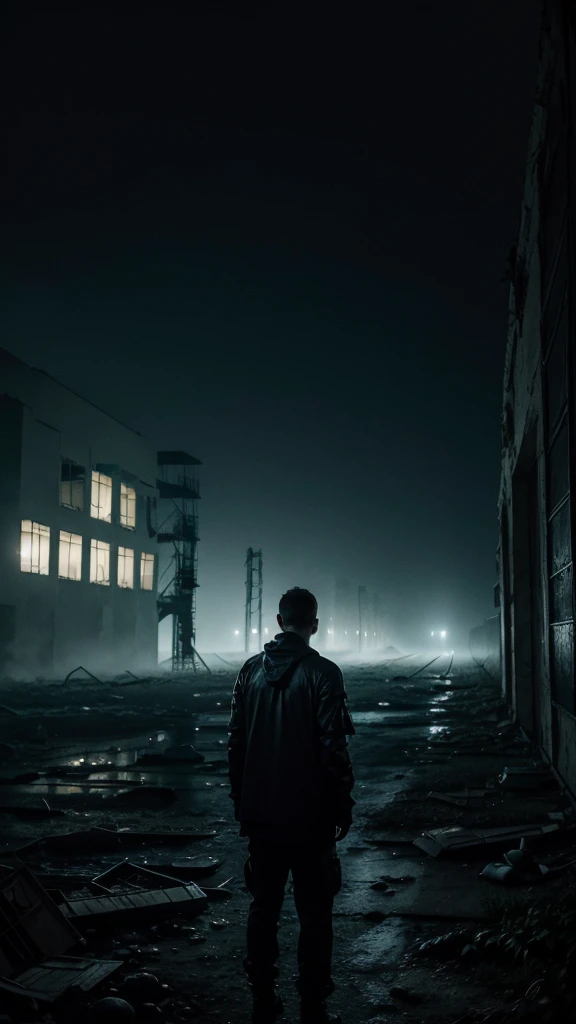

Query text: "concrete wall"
[0, 348, 159, 679]
[498, 1, 576, 796]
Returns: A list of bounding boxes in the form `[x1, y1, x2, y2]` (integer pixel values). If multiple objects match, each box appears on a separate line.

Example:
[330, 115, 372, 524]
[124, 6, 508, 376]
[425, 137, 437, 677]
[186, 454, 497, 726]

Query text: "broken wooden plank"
[0, 867, 80, 980]
[14, 956, 122, 1002]
[414, 822, 561, 858]
[60, 881, 207, 926]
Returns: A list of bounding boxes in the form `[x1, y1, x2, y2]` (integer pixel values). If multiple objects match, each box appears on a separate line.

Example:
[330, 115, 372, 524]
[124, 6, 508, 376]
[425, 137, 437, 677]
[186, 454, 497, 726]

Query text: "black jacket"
[228, 631, 355, 843]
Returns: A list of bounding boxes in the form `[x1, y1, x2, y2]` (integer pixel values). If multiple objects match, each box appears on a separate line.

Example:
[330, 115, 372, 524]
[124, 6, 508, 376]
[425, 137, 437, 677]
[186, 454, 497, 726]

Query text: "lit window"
[20, 520, 50, 575]
[90, 471, 112, 522]
[58, 531, 82, 580]
[140, 552, 155, 591]
[60, 460, 85, 510]
[120, 482, 136, 529]
[90, 539, 110, 585]
[117, 546, 134, 589]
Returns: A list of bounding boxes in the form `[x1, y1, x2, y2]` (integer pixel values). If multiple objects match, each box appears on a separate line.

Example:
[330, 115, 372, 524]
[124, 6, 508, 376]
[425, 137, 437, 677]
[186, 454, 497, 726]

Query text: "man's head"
[277, 587, 319, 641]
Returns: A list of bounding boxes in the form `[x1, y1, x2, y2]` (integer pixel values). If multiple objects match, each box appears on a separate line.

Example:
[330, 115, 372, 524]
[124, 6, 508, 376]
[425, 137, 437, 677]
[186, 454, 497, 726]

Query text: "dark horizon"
[5, 3, 542, 651]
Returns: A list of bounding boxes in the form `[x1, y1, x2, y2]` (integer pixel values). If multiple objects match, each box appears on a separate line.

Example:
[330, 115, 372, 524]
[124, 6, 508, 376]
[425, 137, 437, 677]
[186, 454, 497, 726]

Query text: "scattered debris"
[162, 855, 223, 878]
[16, 956, 124, 1003]
[61, 879, 207, 927]
[0, 866, 122, 1002]
[63, 665, 105, 686]
[202, 877, 235, 900]
[480, 842, 551, 885]
[414, 822, 560, 858]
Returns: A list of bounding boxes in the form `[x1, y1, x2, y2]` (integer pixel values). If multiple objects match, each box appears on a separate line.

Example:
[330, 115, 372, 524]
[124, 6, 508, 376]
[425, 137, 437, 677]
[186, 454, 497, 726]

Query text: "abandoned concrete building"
[0, 347, 164, 678]
[499, 0, 576, 795]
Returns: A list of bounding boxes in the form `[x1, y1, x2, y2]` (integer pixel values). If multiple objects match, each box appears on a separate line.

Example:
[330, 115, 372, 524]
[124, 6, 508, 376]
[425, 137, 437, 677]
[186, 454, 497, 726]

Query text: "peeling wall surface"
[498, 1, 576, 796]
[0, 348, 159, 679]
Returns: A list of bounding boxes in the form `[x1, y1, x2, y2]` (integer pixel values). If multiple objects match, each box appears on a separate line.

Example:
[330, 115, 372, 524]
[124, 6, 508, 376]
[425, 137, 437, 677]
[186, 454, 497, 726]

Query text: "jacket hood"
[262, 631, 318, 689]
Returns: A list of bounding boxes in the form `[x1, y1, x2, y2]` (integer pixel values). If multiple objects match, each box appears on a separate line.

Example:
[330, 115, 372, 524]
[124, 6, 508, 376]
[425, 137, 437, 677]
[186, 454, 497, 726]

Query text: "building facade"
[0, 348, 159, 679]
[498, 1, 576, 794]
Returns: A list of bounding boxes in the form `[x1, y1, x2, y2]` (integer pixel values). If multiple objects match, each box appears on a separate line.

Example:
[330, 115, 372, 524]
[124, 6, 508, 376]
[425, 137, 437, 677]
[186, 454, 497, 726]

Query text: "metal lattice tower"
[156, 451, 210, 673]
[245, 548, 263, 653]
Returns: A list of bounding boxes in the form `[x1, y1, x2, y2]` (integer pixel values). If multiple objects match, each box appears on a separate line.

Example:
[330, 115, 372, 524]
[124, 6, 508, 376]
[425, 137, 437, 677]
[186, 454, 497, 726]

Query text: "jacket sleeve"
[316, 668, 355, 823]
[227, 673, 246, 818]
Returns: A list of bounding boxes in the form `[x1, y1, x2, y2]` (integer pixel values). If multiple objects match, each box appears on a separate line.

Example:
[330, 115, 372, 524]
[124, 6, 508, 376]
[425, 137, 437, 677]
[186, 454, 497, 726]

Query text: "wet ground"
[0, 654, 571, 1023]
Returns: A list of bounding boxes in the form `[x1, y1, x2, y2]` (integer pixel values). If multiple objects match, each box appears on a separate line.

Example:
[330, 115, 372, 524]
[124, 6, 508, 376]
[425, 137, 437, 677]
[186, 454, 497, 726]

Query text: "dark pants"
[243, 838, 342, 1001]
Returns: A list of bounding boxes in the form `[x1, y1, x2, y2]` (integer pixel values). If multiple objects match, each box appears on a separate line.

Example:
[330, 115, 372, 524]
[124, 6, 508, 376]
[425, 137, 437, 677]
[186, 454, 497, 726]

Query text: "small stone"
[370, 881, 389, 891]
[120, 972, 163, 1004]
[89, 997, 135, 1021]
[210, 918, 229, 929]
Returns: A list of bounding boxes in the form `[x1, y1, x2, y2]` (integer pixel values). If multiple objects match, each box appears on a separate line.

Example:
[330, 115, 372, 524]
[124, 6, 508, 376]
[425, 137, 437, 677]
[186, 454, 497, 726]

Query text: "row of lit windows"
[20, 520, 154, 590]
[61, 461, 137, 530]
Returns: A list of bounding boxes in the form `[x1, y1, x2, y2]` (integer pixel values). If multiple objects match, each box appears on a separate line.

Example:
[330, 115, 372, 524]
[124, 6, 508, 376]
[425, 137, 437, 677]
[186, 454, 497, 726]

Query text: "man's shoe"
[300, 999, 341, 1023]
[252, 991, 284, 1023]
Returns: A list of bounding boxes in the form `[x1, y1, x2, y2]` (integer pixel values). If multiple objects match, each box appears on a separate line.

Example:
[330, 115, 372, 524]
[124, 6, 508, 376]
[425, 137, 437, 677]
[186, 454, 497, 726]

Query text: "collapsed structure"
[0, 348, 201, 678]
[498, 1, 576, 795]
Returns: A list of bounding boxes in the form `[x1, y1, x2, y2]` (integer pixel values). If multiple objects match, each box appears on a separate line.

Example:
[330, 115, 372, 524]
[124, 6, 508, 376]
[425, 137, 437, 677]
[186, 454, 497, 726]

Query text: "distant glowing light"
[356, 630, 360, 635]
[264, 627, 269, 634]
[440, 630, 447, 638]
[364, 631, 368, 637]
[251, 628, 258, 634]
[234, 629, 240, 636]
[431, 631, 434, 636]
[327, 629, 333, 634]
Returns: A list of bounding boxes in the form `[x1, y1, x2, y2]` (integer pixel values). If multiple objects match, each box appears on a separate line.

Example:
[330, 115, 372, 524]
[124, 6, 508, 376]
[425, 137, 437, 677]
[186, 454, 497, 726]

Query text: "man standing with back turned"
[228, 587, 355, 1024]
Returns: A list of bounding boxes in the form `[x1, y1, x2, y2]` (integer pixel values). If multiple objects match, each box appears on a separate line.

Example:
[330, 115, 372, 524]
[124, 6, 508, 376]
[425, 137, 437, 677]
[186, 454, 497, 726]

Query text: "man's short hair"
[279, 587, 318, 628]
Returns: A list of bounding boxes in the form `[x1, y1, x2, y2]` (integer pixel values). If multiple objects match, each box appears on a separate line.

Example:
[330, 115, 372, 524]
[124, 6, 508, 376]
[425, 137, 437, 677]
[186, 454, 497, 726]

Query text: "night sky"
[5, 4, 541, 651]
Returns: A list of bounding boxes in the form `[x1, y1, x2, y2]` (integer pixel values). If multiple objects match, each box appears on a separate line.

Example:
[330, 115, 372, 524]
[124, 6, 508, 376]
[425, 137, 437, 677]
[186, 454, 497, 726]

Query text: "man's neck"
[282, 628, 310, 646]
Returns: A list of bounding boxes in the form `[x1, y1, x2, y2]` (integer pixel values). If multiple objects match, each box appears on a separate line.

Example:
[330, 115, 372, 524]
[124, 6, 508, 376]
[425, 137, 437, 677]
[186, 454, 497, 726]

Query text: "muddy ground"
[0, 654, 573, 1023]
